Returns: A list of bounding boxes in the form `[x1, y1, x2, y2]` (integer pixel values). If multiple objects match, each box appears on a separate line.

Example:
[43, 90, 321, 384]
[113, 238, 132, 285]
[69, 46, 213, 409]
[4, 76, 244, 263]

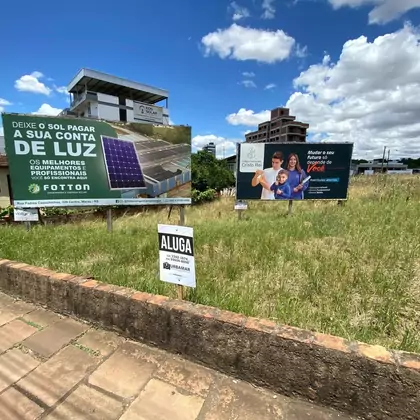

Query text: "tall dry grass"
[1, 175, 420, 352]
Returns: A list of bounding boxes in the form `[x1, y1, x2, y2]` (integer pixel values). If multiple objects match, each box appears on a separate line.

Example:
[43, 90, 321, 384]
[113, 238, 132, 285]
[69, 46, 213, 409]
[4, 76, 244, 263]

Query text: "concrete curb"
[0, 259, 419, 419]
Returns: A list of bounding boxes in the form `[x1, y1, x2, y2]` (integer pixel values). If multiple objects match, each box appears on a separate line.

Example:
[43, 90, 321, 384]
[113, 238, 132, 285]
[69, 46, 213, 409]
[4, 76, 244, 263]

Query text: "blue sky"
[1, 0, 420, 159]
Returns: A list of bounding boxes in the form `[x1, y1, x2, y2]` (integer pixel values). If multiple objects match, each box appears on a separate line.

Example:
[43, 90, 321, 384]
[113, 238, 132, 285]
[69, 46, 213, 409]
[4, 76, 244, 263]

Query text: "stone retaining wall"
[0, 259, 419, 419]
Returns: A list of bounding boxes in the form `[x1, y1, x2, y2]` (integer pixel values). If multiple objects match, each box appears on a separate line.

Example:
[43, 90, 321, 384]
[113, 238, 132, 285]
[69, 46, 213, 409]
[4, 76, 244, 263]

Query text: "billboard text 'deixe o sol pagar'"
[236, 142, 353, 201]
[1, 113, 191, 207]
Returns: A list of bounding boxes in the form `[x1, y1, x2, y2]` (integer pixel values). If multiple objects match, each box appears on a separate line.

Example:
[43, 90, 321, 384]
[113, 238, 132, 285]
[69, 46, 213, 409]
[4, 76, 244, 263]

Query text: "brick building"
[245, 107, 309, 143]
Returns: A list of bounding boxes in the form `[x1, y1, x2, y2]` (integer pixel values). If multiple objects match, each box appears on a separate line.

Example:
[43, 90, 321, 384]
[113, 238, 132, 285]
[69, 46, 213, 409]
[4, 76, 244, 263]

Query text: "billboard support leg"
[107, 208, 113, 232]
[177, 205, 186, 300]
[25, 221, 31, 232]
[288, 200, 293, 216]
[337, 200, 345, 207]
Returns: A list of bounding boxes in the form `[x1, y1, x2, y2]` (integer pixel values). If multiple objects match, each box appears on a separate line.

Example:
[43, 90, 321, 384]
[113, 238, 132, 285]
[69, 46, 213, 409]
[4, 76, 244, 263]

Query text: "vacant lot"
[1, 176, 420, 352]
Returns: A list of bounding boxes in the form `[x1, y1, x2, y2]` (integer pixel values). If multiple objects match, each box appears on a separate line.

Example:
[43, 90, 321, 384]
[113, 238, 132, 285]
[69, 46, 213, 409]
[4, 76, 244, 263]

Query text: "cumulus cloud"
[192, 134, 242, 158]
[32, 104, 62, 116]
[230, 1, 250, 21]
[226, 25, 420, 158]
[201, 24, 295, 63]
[242, 71, 255, 77]
[328, 0, 420, 24]
[55, 86, 68, 95]
[0, 98, 11, 113]
[0, 127, 3, 136]
[226, 108, 270, 126]
[15, 71, 52, 95]
[239, 80, 257, 88]
[261, 0, 276, 19]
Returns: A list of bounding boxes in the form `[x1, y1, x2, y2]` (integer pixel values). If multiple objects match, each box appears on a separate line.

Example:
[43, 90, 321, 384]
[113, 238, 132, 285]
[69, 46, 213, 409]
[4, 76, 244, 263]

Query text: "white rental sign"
[158, 224, 196, 288]
[133, 101, 164, 124]
[14, 208, 39, 222]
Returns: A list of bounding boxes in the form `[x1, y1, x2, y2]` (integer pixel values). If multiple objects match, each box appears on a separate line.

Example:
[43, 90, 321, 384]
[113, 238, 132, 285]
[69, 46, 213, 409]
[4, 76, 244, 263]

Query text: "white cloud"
[201, 24, 295, 63]
[0, 127, 3, 136]
[32, 104, 62, 116]
[262, 0, 276, 19]
[226, 108, 270, 126]
[242, 71, 255, 77]
[230, 1, 250, 21]
[264, 83, 277, 90]
[296, 44, 308, 58]
[226, 25, 420, 158]
[192, 134, 242, 158]
[239, 80, 257, 88]
[55, 86, 68, 95]
[15, 71, 51, 95]
[284, 23, 420, 157]
[0, 98, 11, 113]
[328, 0, 420, 24]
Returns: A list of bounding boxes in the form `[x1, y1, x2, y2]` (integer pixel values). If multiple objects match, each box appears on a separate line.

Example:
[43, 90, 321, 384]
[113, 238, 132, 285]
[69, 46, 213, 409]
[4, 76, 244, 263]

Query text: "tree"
[191, 151, 235, 194]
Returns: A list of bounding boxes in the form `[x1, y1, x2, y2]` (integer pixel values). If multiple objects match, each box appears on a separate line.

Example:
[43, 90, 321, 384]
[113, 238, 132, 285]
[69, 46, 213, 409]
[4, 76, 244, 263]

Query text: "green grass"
[1, 175, 420, 352]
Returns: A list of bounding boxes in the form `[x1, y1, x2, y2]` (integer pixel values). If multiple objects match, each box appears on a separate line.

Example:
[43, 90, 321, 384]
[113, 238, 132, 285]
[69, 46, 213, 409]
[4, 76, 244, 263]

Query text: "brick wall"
[0, 259, 419, 419]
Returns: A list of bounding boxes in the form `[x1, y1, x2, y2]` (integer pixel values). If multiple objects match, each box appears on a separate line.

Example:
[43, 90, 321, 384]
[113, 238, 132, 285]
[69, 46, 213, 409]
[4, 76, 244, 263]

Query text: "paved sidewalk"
[0, 292, 355, 420]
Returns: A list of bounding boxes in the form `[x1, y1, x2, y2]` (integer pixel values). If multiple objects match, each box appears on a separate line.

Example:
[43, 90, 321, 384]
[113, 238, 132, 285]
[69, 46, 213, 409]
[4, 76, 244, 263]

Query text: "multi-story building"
[60, 68, 170, 125]
[245, 107, 309, 143]
[202, 142, 216, 157]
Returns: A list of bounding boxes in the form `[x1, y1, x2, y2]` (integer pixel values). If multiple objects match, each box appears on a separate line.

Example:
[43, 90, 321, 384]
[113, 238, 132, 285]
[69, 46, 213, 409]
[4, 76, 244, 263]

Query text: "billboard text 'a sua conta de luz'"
[1, 113, 191, 207]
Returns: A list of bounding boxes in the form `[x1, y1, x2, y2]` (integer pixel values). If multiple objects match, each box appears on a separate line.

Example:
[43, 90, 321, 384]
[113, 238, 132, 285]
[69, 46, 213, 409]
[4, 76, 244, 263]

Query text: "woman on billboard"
[286, 153, 309, 200]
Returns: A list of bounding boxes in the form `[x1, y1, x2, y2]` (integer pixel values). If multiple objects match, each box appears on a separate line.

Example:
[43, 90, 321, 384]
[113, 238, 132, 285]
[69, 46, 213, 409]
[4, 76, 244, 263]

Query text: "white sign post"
[14, 208, 39, 231]
[158, 224, 196, 292]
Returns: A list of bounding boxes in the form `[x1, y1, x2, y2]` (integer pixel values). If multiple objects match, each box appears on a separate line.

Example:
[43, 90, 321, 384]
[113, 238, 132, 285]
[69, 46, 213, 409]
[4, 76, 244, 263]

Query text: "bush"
[192, 188, 217, 204]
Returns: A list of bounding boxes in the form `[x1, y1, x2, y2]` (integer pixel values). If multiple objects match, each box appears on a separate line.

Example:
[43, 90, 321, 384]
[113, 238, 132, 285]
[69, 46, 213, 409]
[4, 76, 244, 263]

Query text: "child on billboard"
[270, 170, 291, 200]
[251, 151, 285, 200]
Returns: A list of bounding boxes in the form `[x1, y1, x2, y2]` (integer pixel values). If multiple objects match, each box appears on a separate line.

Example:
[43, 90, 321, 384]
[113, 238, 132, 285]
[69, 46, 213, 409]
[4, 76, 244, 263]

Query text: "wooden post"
[107, 208, 113, 232]
[337, 200, 344, 207]
[25, 221, 31, 231]
[177, 205, 186, 300]
[238, 210, 243, 220]
[288, 200, 293, 216]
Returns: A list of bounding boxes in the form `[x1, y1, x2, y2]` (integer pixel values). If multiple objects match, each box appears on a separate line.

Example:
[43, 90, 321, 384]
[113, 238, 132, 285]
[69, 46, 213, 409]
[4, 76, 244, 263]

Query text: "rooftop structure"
[245, 107, 309, 143]
[60, 68, 170, 125]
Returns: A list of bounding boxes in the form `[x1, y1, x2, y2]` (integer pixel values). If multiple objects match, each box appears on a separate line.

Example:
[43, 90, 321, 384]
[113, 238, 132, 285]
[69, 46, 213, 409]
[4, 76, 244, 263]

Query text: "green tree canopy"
[191, 151, 235, 192]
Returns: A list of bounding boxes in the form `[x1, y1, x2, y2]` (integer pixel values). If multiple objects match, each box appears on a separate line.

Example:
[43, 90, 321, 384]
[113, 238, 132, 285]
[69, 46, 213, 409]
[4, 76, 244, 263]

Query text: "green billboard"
[1, 114, 191, 207]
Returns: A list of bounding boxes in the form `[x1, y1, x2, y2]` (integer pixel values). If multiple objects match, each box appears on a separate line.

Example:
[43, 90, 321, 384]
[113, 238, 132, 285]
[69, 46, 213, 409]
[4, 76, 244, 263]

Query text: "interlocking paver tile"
[0, 319, 38, 353]
[88, 346, 155, 398]
[45, 384, 124, 420]
[120, 378, 205, 420]
[17, 345, 98, 407]
[0, 348, 40, 393]
[22, 318, 88, 358]
[0, 387, 44, 420]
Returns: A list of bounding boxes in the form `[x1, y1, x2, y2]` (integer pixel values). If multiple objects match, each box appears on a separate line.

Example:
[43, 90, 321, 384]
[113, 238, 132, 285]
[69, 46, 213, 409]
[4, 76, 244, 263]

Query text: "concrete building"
[60, 68, 170, 125]
[202, 142, 216, 157]
[245, 107, 309, 143]
[356, 160, 409, 174]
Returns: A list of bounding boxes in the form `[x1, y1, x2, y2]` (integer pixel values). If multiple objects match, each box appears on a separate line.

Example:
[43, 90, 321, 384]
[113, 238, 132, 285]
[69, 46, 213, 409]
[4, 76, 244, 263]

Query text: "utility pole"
[381, 146, 387, 173]
[386, 149, 390, 172]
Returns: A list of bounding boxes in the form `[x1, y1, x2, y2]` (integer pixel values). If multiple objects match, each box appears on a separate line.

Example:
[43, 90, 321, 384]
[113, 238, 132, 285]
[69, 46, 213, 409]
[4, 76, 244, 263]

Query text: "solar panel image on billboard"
[101, 136, 147, 190]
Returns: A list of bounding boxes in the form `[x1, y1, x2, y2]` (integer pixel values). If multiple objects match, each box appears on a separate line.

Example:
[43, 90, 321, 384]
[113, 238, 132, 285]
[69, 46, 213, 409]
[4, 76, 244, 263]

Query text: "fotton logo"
[28, 184, 41, 194]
